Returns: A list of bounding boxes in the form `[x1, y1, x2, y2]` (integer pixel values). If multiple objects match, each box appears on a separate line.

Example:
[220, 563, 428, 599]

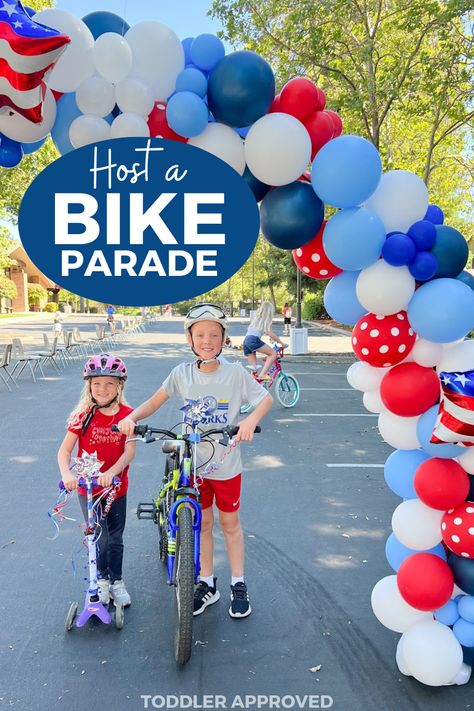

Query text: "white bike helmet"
[184, 303, 228, 334]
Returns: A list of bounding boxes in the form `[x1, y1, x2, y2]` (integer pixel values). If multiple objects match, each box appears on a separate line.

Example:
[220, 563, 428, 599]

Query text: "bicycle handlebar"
[111, 423, 261, 440]
[58, 475, 120, 490]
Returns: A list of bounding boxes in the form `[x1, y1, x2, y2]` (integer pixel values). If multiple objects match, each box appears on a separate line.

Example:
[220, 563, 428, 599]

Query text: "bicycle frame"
[252, 346, 285, 389]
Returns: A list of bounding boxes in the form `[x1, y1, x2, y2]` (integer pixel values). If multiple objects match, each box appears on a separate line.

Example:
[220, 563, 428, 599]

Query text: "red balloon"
[147, 101, 187, 142]
[268, 94, 281, 113]
[51, 90, 64, 103]
[292, 221, 343, 280]
[279, 77, 323, 122]
[304, 111, 334, 159]
[351, 311, 416, 367]
[380, 362, 440, 416]
[414, 458, 470, 510]
[325, 109, 342, 137]
[397, 553, 453, 611]
[442, 503, 474, 558]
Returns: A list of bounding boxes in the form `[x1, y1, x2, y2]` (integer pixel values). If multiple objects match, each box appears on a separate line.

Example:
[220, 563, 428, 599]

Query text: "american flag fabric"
[431, 369, 474, 446]
[0, 0, 69, 123]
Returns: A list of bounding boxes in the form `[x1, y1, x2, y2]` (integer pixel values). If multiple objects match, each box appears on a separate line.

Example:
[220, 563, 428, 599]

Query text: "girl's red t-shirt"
[68, 404, 133, 498]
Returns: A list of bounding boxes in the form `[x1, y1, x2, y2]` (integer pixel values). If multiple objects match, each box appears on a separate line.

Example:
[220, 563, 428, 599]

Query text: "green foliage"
[0, 273, 17, 301]
[28, 283, 47, 305]
[89, 306, 99, 314]
[44, 302, 58, 312]
[0, 227, 16, 269]
[302, 293, 328, 320]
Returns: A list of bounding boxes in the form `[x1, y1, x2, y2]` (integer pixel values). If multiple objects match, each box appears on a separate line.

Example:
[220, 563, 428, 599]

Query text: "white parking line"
[326, 463, 384, 468]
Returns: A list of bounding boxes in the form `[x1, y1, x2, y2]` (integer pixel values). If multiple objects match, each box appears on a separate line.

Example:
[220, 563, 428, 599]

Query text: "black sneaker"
[193, 578, 220, 616]
[229, 581, 252, 618]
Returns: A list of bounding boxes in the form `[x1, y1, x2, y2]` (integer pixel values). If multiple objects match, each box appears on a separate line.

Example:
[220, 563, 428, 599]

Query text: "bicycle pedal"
[136, 502, 155, 519]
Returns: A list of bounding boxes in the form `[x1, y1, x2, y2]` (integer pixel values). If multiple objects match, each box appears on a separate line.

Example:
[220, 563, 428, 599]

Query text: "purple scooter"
[61, 452, 124, 631]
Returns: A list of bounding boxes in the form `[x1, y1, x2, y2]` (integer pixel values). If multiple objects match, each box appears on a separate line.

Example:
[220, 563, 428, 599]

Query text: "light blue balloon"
[458, 596, 474, 623]
[323, 270, 367, 326]
[21, 136, 46, 154]
[323, 207, 385, 271]
[166, 92, 209, 138]
[191, 33, 225, 72]
[434, 599, 460, 626]
[311, 135, 382, 209]
[182, 37, 194, 64]
[416, 405, 465, 458]
[453, 618, 474, 647]
[176, 67, 208, 98]
[407, 278, 474, 343]
[50, 93, 82, 155]
[385, 533, 446, 572]
[384, 449, 429, 499]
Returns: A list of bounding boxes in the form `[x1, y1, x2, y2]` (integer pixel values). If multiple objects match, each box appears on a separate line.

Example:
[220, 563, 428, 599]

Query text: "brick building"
[1, 244, 58, 313]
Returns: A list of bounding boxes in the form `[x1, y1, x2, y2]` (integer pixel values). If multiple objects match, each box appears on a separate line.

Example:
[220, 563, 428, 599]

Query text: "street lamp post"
[251, 250, 255, 311]
[296, 266, 302, 328]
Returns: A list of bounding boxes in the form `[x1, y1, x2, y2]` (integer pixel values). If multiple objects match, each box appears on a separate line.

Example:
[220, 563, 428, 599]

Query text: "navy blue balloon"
[208, 51, 275, 127]
[82, 11, 130, 38]
[382, 233, 416, 266]
[0, 133, 22, 167]
[457, 270, 474, 291]
[424, 204, 444, 225]
[462, 645, 474, 666]
[431, 225, 469, 278]
[449, 553, 474, 595]
[408, 251, 437, 281]
[468, 475, 474, 500]
[260, 181, 324, 250]
[408, 220, 436, 251]
[243, 165, 270, 203]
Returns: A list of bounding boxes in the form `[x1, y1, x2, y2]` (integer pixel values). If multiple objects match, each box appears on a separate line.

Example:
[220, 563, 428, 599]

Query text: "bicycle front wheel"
[276, 373, 300, 408]
[174, 505, 194, 666]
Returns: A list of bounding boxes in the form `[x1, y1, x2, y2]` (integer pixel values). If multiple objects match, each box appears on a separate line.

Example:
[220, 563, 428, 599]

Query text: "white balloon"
[244, 113, 311, 186]
[365, 170, 429, 234]
[93, 32, 132, 84]
[457, 447, 474, 475]
[378, 411, 420, 449]
[402, 620, 463, 686]
[392, 499, 443, 550]
[347, 361, 388, 391]
[69, 115, 111, 148]
[363, 389, 386, 414]
[188, 123, 245, 175]
[34, 9, 94, 92]
[346, 361, 365, 389]
[76, 76, 115, 117]
[0, 89, 56, 142]
[412, 338, 445, 367]
[436, 339, 474, 373]
[115, 77, 154, 117]
[111, 113, 150, 139]
[125, 21, 184, 101]
[356, 261, 415, 315]
[396, 637, 411, 676]
[371, 576, 432, 633]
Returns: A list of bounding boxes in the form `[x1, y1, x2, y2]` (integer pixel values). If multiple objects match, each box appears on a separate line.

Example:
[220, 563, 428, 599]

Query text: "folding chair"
[11, 338, 45, 382]
[35, 337, 62, 373]
[0, 343, 17, 391]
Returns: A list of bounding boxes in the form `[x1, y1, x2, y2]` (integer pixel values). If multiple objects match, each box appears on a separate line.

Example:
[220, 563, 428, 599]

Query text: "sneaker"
[97, 578, 110, 605]
[193, 578, 220, 616]
[259, 374, 272, 382]
[229, 582, 251, 618]
[109, 579, 131, 607]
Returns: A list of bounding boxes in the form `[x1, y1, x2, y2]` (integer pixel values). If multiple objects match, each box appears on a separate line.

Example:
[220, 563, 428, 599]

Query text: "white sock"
[201, 575, 214, 588]
[232, 576, 244, 586]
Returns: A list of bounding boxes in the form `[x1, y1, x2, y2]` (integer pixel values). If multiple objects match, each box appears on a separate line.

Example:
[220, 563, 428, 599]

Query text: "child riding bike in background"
[243, 301, 287, 381]
[57, 354, 136, 608]
[117, 303, 273, 619]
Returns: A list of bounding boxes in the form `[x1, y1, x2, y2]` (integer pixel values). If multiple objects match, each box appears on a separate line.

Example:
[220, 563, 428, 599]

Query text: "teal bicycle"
[241, 345, 300, 413]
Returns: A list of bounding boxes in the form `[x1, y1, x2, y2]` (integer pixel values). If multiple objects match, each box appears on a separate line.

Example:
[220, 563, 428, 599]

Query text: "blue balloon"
[469, 475, 474, 501]
[434, 599, 459, 626]
[51, 93, 82, 155]
[208, 51, 275, 127]
[408, 250, 438, 281]
[311, 135, 382, 209]
[242, 165, 270, 203]
[82, 11, 129, 38]
[384, 449, 429, 499]
[453, 618, 474, 647]
[182, 37, 195, 65]
[416, 405, 465, 458]
[21, 136, 46, 154]
[385, 533, 446, 572]
[323, 271, 367, 326]
[431, 225, 469, 278]
[235, 125, 250, 138]
[175, 68, 208, 98]
[424, 204, 444, 225]
[322, 207, 385, 271]
[166, 92, 209, 138]
[407, 220, 436, 251]
[0, 133, 22, 167]
[408, 278, 474, 342]
[191, 33, 225, 72]
[449, 553, 474, 595]
[382, 233, 416, 266]
[456, 270, 474, 291]
[458, 595, 474, 623]
[260, 181, 324, 250]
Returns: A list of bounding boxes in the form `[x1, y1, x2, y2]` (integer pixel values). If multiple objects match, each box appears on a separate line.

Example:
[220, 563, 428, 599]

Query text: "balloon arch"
[3, 3, 474, 688]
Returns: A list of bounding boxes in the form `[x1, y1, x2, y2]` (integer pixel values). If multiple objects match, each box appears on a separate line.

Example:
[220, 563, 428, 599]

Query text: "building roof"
[10, 244, 56, 289]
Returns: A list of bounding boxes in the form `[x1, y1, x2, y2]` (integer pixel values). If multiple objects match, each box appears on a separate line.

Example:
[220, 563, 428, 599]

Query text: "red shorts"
[195, 474, 242, 512]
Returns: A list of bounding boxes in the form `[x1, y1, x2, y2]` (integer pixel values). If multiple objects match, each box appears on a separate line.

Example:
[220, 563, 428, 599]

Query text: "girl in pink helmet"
[57, 354, 136, 608]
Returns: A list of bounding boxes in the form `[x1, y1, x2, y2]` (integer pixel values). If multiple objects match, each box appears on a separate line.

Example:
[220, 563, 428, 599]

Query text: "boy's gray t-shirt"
[162, 361, 268, 480]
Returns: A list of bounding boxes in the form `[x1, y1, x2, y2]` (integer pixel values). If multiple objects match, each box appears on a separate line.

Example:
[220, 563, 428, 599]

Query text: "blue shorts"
[243, 335, 265, 356]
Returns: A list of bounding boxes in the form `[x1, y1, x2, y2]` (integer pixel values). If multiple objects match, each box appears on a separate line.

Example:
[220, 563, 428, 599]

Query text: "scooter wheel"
[115, 601, 124, 629]
[65, 601, 78, 631]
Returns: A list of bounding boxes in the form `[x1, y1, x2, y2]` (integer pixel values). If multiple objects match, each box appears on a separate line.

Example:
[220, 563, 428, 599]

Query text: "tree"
[0, 273, 17, 301]
[28, 284, 47, 307]
[0, 226, 17, 269]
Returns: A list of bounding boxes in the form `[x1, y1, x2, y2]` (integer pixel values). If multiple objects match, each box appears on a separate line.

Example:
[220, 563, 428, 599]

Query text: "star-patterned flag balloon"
[0, 0, 69, 122]
[431, 369, 474, 445]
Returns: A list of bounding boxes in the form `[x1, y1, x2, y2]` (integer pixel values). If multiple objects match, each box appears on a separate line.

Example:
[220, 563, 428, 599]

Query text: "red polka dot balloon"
[351, 311, 416, 367]
[292, 221, 343, 280]
[441, 504, 474, 559]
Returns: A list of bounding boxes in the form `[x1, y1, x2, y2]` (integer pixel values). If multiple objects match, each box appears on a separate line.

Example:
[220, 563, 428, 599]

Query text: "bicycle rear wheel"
[276, 373, 300, 408]
[174, 505, 194, 665]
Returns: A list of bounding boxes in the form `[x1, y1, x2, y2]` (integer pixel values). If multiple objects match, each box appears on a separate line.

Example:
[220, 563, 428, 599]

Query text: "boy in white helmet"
[118, 303, 272, 618]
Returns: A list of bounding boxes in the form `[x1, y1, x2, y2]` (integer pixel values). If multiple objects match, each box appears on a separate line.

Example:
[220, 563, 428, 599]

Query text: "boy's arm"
[98, 440, 137, 487]
[237, 393, 273, 442]
[117, 387, 170, 436]
[57, 431, 79, 491]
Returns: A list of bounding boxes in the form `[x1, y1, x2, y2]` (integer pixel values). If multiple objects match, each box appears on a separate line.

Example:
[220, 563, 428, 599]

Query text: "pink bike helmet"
[83, 354, 128, 380]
